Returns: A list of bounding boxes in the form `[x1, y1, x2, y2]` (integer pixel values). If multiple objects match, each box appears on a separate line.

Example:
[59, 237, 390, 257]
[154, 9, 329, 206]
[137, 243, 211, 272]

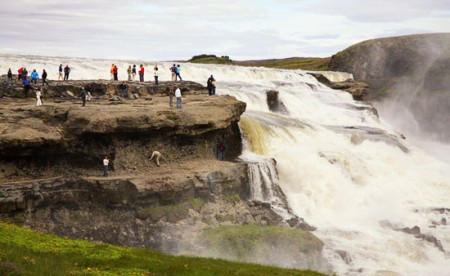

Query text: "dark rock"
[266, 90, 289, 114]
[308, 73, 370, 101]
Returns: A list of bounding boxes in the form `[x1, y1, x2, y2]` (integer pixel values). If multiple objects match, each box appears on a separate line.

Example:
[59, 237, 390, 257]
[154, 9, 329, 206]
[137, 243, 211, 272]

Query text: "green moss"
[200, 225, 324, 261]
[188, 54, 233, 64]
[137, 197, 204, 222]
[0, 222, 325, 275]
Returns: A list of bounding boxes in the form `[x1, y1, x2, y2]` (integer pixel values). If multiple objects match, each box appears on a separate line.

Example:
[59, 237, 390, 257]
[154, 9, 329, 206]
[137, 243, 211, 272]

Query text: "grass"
[235, 58, 330, 71]
[0, 222, 325, 275]
[200, 225, 324, 261]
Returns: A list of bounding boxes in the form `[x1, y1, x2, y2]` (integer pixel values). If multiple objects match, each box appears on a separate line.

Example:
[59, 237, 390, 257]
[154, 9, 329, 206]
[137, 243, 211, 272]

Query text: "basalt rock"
[308, 73, 369, 101]
[266, 90, 289, 114]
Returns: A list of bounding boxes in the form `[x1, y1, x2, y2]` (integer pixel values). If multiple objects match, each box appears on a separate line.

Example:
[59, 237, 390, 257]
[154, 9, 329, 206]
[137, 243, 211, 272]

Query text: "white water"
[1, 55, 449, 275]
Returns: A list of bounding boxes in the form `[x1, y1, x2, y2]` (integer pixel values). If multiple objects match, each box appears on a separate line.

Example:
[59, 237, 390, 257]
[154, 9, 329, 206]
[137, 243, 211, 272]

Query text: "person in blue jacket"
[30, 69, 39, 84]
[176, 64, 182, 81]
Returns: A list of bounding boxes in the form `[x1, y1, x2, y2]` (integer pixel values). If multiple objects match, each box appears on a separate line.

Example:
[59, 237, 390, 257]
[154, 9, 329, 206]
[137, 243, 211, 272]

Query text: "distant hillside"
[188, 55, 330, 71]
[235, 57, 330, 71]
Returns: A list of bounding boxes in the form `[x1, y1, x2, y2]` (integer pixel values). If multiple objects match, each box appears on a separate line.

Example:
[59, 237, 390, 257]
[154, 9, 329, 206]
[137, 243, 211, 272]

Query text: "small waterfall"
[245, 157, 293, 221]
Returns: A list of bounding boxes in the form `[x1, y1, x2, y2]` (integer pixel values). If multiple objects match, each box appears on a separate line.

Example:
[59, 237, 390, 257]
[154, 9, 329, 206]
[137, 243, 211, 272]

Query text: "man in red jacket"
[139, 64, 145, 82]
[18, 67, 24, 80]
[113, 65, 118, 81]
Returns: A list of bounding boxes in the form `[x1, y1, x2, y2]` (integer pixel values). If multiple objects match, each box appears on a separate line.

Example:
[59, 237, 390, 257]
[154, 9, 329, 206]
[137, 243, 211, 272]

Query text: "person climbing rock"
[149, 150, 164, 167]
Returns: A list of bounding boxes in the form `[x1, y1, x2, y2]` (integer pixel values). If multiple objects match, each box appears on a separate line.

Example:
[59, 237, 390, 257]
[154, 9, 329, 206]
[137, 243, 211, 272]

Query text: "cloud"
[0, 0, 449, 60]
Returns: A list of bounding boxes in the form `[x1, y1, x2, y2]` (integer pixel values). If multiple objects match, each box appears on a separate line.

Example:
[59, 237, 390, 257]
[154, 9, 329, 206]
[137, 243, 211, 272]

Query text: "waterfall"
[245, 157, 292, 220]
[2, 54, 449, 275]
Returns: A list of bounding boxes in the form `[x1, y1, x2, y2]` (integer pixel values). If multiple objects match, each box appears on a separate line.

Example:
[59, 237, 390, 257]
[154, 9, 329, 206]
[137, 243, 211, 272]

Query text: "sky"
[0, 0, 449, 61]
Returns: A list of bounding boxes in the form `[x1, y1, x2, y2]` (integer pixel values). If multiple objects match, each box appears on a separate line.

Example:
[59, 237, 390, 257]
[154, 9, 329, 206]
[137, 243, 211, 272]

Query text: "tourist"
[175, 87, 182, 109]
[119, 82, 127, 98]
[22, 68, 28, 80]
[17, 67, 23, 80]
[154, 65, 159, 85]
[149, 150, 163, 167]
[176, 64, 182, 81]
[103, 156, 109, 177]
[36, 90, 43, 106]
[170, 64, 177, 81]
[23, 78, 31, 97]
[168, 85, 174, 108]
[42, 69, 48, 86]
[217, 142, 226, 160]
[110, 64, 115, 80]
[132, 64, 137, 81]
[139, 64, 145, 82]
[64, 65, 71, 80]
[30, 69, 39, 84]
[207, 75, 216, 95]
[113, 65, 118, 81]
[7, 69, 13, 87]
[79, 87, 87, 107]
[127, 65, 132, 81]
[58, 64, 63, 80]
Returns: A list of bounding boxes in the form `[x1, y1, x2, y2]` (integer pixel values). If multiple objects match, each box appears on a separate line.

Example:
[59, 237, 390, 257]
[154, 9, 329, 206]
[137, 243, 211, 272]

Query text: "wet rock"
[266, 90, 289, 114]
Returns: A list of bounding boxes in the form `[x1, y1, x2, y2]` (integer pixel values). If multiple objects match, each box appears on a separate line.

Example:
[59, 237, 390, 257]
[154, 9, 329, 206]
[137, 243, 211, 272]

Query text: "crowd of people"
[4, 63, 218, 109]
[4, 63, 224, 178]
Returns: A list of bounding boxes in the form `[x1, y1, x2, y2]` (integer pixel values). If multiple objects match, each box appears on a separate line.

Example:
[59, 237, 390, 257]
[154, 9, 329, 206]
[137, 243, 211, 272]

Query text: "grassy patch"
[200, 225, 324, 260]
[188, 54, 233, 64]
[0, 222, 325, 275]
[236, 58, 330, 71]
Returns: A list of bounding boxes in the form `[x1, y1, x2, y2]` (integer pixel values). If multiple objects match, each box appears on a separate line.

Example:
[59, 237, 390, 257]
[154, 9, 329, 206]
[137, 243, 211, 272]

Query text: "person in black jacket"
[42, 69, 48, 85]
[7, 68, 13, 87]
[207, 75, 216, 95]
[64, 65, 71, 81]
[79, 87, 87, 106]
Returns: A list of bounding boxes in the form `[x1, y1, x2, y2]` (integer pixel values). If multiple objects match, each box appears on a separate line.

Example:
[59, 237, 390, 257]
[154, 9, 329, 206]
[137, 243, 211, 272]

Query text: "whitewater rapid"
[1, 55, 449, 275]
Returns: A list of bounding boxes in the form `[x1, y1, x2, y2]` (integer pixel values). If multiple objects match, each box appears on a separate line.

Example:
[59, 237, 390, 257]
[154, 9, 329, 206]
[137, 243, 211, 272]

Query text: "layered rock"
[0, 80, 320, 267]
[308, 73, 370, 101]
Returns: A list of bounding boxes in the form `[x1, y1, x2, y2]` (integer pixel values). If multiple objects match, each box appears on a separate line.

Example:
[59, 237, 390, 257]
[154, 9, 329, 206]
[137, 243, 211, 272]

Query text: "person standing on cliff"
[113, 65, 118, 81]
[18, 67, 23, 81]
[149, 150, 164, 167]
[64, 65, 71, 81]
[127, 65, 132, 81]
[207, 75, 216, 95]
[175, 87, 182, 109]
[103, 156, 109, 176]
[30, 69, 39, 84]
[132, 64, 137, 81]
[176, 64, 182, 81]
[58, 64, 63, 80]
[7, 68, 13, 87]
[110, 64, 115, 80]
[168, 85, 174, 108]
[139, 64, 145, 82]
[170, 64, 177, 81]
[42, 69, 48, 86]
[154, 65, 159, 85]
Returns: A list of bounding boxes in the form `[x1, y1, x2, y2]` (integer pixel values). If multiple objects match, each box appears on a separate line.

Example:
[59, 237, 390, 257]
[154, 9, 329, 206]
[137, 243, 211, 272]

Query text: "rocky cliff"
[328, 33, 450, 141]
[0, 78, 322, 268]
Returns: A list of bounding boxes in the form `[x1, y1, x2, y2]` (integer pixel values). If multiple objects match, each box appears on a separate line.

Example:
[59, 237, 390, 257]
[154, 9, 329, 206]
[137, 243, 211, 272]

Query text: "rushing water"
[1, 55, 449, 275]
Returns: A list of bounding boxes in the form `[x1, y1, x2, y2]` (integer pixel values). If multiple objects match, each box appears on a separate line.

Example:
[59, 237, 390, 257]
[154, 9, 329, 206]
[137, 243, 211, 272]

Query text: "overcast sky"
[1, 0, 449, 61]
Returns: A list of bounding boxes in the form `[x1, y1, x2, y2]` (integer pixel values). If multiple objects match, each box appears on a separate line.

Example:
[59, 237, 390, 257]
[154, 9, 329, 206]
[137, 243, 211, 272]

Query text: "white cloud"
[0, 0, 449, 60]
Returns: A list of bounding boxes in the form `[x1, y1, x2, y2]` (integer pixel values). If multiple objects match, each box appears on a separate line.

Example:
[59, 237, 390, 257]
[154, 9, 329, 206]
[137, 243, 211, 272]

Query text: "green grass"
[0, 222, 326, 275]
[200, 225, 324, 261]
[235, 58, 330, 71]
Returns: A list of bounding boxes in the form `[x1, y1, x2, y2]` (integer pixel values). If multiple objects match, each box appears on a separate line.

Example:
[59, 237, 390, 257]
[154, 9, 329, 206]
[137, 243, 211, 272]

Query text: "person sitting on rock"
[149, 150, 164, 167]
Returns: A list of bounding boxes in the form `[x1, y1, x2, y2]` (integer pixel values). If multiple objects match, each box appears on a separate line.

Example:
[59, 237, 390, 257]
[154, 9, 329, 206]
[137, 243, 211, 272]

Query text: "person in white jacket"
[149, 151, 164, 166]
[36, 90, 43, 106]
[175, 87, 182, 109]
